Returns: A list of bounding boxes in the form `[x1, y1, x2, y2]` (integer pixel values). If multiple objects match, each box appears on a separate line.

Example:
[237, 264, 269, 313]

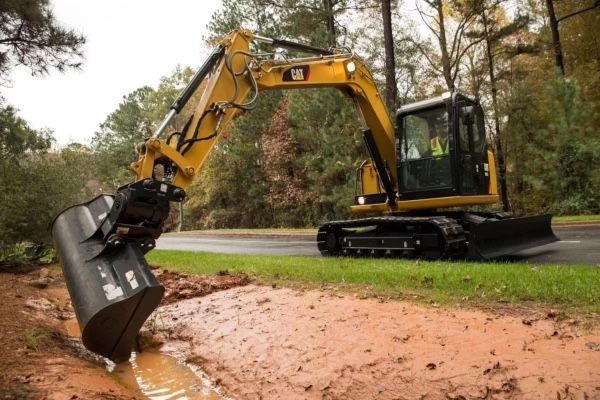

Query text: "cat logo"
[291, 68, 305, 80]
[282, 65, 310, 82]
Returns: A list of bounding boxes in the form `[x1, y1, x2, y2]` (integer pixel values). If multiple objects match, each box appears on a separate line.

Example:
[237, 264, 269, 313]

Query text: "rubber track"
[317, 216, 466, 259]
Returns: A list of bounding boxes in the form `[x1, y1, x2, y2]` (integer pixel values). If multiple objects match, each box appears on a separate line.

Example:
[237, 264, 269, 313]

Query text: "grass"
[172, 228, 316, 235]
[24, 327, 52, 351]
[147, 250, 600, 313]
[553, 215, 600, 223]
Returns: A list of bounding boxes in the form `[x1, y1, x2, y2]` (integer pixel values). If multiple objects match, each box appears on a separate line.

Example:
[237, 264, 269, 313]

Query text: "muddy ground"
[0, 265, 141, 400]
[1, 265, 599, 400]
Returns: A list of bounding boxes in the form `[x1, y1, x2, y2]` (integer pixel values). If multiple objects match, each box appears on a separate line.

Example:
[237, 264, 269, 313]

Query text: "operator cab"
[396, 92, 490, 200]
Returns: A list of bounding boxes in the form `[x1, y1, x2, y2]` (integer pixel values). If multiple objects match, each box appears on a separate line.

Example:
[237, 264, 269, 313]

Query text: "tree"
[544, 0, 599, 75]
[91, 86, 155, 188]
[287, 88, 366, 222]
[0, 0, 85, 83]
[0, 105, 92, 262]
[207, 0, 282, 41]
[414, 0, 484, 91]
[544, 0, 564, 74]
[261, 96, 318, 226]
[467, 2, 531, 211]
[183, 91, 282, 229]
[381, 0, 397, 110]
[0, 103, 52, 159]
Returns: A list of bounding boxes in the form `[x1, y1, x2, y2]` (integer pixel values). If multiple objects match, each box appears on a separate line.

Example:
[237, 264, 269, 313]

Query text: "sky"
[3, 0, 223, 145]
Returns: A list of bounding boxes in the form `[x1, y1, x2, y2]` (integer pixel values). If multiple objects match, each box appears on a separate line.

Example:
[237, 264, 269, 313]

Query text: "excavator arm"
[50, 29, 399, 362]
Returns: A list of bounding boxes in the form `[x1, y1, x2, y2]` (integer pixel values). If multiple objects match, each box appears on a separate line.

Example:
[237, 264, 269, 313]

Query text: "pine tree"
[0, 0, 85, 83]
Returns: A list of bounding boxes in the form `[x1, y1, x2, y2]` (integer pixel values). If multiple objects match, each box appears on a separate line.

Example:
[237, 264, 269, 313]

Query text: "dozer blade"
[467, 214, 558, 260]
[51, 195, 164, 362]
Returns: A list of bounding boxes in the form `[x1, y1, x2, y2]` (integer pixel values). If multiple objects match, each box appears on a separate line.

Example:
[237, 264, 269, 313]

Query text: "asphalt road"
[157, 225, 600, 265]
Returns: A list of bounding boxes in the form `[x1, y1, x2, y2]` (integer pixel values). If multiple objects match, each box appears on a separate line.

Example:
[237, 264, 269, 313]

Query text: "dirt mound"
[154, 268, 250, 304]
[157, 285, 600, 400]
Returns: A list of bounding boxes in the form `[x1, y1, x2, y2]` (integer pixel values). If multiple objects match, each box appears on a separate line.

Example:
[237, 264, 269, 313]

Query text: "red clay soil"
[156, 284, 600, 400]
[154, 268, 250, 304]
[0, 266, 143, 400]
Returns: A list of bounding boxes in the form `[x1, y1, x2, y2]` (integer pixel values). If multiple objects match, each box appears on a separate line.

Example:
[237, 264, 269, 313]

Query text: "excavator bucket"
[467, 214, 558, 260]
[51, 194, 164, 362]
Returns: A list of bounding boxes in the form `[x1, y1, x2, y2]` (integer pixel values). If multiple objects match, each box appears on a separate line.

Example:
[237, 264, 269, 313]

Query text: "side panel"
[350, 194, 499, 214]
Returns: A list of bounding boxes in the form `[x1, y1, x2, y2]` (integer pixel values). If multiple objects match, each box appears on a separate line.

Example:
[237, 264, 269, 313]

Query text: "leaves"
[0, 0, 85, 84]
[0, 108, 93, 254]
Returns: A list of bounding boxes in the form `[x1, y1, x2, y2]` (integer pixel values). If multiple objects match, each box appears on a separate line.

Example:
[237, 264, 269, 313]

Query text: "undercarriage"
[318, 212, 557, 260]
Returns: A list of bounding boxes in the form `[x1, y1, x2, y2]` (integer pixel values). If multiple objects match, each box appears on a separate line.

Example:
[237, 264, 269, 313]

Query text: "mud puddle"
[64, 318, 226, 400]
[110, 351, 225, 400]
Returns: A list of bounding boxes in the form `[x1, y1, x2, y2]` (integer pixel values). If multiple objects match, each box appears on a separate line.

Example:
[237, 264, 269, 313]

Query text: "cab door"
[456, 99, 489, 195]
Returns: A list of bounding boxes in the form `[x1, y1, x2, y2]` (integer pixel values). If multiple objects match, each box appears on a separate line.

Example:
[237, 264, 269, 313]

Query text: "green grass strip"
[175, 228, 317, 235]
[553, 214, 600, 223]
[147, 250, 600, 312]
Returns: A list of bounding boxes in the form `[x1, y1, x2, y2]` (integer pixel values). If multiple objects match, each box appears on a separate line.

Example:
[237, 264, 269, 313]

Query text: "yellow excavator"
[51, 29, 556, 361]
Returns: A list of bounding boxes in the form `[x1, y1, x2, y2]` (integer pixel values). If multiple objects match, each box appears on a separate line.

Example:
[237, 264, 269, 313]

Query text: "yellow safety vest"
[431, 136, 449, 156]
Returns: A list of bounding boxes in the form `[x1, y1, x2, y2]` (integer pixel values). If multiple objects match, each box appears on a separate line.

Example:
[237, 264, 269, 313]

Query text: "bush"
[0, 104, 93, 264]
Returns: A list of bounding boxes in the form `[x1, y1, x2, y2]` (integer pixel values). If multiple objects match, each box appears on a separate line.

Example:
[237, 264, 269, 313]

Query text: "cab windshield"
[399, 106, 452, 191]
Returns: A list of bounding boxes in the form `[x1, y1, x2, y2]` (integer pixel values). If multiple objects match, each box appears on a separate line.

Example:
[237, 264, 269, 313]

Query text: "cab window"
[399, 106, 452, 191]
[458, 103, 485, 153]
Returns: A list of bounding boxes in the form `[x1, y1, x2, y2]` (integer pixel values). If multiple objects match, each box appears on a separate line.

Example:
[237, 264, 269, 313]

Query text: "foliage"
[261, 96, 318, 226]
[502, 0, 600, 215]
[207, 0, 282, 41]
[183, 91, 282, 229]
[0, 103, 52, 159]
[525, 76, 599, 214]
[0, 0, 85, 83]
[287, 88, 366, 223]
[90, 87, 155, 189]
[0, 105, 92, 263]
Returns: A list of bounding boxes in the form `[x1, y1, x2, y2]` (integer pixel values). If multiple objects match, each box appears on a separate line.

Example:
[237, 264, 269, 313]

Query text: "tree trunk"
[323, 0, 337, 46]
[481, 11, 510, 211]
[545, 0, 565, 74]
[434, 0, 454, 91]
[381, 0, 397, 112]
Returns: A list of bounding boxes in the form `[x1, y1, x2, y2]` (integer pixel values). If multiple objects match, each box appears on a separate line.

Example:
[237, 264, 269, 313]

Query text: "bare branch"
[415, 1, 441, 41]
[557, 1, 600, 22]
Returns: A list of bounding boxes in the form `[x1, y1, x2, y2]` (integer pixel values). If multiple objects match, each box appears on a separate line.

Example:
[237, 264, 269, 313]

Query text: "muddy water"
[111, 351, 224, 400]
[64, 319, 225, 400]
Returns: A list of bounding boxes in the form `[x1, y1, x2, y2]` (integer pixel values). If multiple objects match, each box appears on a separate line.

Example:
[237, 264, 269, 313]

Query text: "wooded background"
[1, 0, 599, 258]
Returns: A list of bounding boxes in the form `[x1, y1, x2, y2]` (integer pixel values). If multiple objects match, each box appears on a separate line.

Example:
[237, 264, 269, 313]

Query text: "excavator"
[51, 29, 557, 362]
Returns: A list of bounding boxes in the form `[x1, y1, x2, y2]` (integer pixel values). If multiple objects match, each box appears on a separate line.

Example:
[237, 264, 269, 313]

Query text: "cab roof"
[396, 92, 474, 118]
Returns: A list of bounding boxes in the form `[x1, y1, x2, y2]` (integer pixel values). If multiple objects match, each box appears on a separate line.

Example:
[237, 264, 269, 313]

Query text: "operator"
[430, 121, 450, 157]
